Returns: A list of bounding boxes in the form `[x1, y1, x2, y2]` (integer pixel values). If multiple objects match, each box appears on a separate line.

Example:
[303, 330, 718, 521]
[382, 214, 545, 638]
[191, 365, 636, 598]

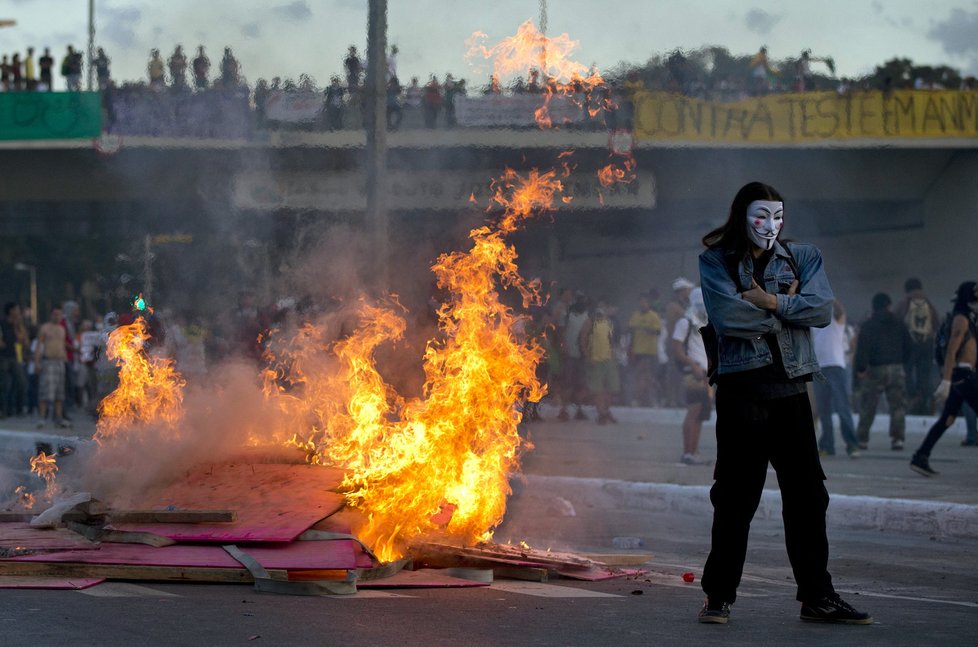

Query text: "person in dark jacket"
[696, 181, 871, 626]
[853, 292, 913, 450]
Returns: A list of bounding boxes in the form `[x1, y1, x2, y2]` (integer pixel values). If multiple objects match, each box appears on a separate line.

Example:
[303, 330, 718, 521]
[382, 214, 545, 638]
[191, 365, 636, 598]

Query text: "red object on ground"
[682, 571, 695, 583]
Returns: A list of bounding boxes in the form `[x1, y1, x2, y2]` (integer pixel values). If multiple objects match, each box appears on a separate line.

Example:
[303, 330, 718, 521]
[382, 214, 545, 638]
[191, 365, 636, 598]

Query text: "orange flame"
[95, 316, 186, 443]
[30, 451, 59, 500]
[466, 19, 607, 128]
[14, 485, 35, 510]
[259, 169, 558, 562]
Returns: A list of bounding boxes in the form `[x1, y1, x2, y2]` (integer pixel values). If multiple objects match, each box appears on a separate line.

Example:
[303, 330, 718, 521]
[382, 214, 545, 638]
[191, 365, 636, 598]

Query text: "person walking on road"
[910, 281, 978, 476]
[696, 181, 871, 626]
[812, 299, 862, 457]
[853, 293, 913, 450]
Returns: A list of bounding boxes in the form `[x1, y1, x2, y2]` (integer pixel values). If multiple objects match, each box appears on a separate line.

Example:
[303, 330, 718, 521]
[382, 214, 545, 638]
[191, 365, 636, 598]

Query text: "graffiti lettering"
[634, 90, 978, 142]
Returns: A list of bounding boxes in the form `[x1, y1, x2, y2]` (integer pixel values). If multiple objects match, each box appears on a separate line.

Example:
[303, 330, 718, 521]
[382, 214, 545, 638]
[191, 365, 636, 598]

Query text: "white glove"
[934, 379, 951, 401]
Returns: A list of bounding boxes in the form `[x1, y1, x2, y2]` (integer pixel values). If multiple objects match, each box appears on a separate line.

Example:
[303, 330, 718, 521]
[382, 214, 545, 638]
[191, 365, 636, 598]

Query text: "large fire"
[465, 18, 608, 128]
[258, 169, 556, 562]
[95, 315, 186, 443]
[84, 22, 628, 564]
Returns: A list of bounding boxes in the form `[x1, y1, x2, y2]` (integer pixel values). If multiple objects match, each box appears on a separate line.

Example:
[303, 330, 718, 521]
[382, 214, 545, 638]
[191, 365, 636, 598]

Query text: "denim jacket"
[698, 240, 833, 379]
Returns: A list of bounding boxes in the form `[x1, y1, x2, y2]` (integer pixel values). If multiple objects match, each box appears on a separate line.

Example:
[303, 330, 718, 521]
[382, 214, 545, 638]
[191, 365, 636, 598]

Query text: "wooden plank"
[492, 565, 550, 582]
[0, 523, 99, 556]
[581, 553, 654, 567]
[357, 568, 490, 589]
[0, 561, 271, 583]
[6, 539, 360, 570]
[110, 463, 346, 543]
[0, 576, 105, 589]
[0, 513, 33, 523]
[105, 510, 236, 524]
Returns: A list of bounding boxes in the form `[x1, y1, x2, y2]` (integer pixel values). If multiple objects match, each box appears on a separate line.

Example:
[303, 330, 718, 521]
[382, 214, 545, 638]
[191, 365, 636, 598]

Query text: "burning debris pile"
[0, 21, 647, 594]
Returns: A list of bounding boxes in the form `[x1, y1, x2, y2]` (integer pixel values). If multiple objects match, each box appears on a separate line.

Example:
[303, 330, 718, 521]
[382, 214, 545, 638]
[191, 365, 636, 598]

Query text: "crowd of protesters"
[5, 41, 975, 136]
[516, 275, 978, 467]
[2, 270, 975, 473]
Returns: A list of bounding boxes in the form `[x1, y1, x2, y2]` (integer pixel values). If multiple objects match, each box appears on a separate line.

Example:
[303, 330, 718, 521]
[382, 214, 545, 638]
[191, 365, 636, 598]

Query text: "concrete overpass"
[0, 128, 975, 319]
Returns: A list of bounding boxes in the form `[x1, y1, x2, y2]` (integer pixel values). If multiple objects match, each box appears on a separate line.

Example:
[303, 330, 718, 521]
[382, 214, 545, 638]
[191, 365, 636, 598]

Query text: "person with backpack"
[893, 278, 940, 415]
[910, 281, 978, 476]
[695, 181, 871, 626]
[853, 293, 914, 450]
[671, 287, 711, 465]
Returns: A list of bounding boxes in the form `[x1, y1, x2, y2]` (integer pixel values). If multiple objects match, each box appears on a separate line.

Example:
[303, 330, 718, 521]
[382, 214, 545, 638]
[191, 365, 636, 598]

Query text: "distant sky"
[3, 0, 978, 90]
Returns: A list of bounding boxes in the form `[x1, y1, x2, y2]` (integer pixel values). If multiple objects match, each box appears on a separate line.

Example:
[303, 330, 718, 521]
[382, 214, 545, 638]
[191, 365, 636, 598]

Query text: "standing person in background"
[812, 299, 861, 457]
[422, 75, 443, 128]
[910, 281, 978, 476]
[893, 278, 940, 415]
[10, 53, 22, 90]
[93, 47, 111, 90]
[220, 47, 239, 88]
[696, 181, 871, 625]
[671, 287, 712, 465]
[38, 47, 53, 90]
[853, 293, 913, 451]
[344, 46, 362, 91]
[628, 292, 662, 407]
[663, 277, 694, 407]
[148, 49, 165, 89]
[581, 300, 618, 424]
[192, 46, 210, 89]
[0, 304, 28, 418]
[557, 294, 590, 421]
[168, 45, 188, 90]
[24, 47, 36, 90]
[34, 307, 70, 429]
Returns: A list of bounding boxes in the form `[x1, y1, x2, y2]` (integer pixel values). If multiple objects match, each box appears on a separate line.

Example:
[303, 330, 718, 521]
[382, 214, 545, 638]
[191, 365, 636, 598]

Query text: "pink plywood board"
[0, 523, 99, 553]
[7, 539, 359, 570]
[357, 568, 489, 589]
[557, 567, 648, 581]
[110, 463, 346, 543]
[0, 576, 105, 589]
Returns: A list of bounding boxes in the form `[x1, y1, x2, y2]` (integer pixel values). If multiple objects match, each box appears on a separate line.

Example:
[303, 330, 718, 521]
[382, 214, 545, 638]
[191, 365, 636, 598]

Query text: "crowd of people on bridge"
[4, 39, 975, 136]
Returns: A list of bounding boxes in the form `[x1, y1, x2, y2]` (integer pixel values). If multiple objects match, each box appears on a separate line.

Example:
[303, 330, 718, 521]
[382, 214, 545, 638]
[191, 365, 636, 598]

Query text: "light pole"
[87, 0, 95, 91]
[13, 263, 37, 326]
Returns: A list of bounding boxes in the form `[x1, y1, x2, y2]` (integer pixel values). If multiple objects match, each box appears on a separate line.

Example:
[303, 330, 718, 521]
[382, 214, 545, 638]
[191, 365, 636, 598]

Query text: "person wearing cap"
[696, 181, 871, 625]
[662, 277, 695, 407]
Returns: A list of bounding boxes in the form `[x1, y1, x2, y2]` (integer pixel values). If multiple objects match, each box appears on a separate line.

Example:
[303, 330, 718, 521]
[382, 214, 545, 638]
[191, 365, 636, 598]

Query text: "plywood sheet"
[357, 568, 489, 589]
[0, 576, 105, 589]
[6, 539, 359, 570]
[110, 463, 346, 542]
[0, 523, 99, 555]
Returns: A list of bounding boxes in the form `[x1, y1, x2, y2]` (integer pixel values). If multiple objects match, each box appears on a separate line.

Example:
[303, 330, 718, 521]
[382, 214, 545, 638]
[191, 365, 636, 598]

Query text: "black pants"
[702, 389, 834, 604]
[916, 367, 978, 457]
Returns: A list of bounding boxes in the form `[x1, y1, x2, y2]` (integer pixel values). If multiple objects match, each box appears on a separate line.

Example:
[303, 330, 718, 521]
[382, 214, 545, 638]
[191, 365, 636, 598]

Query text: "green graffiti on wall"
[0, 91, 102, 140]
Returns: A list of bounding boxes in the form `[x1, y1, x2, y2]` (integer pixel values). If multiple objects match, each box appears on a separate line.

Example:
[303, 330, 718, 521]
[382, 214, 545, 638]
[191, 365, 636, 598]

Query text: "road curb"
[521, 474, 978, 540]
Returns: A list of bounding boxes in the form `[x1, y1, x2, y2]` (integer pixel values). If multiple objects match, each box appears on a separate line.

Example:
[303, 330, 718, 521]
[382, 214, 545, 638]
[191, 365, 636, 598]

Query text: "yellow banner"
[632, 90, 978, 142]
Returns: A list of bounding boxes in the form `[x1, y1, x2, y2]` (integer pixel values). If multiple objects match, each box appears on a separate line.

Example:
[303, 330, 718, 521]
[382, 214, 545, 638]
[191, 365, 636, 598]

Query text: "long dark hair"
[702, 181, 784, 254]
[952, 281, 978, 316]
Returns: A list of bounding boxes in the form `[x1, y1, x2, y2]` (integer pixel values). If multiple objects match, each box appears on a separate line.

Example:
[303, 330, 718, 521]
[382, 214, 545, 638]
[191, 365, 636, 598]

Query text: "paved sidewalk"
[517, 404, 978, 539]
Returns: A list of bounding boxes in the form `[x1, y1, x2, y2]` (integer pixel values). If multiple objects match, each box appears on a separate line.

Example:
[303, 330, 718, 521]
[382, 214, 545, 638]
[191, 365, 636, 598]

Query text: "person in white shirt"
[812, 299, 861, 457]
[671, 288, 712, 464]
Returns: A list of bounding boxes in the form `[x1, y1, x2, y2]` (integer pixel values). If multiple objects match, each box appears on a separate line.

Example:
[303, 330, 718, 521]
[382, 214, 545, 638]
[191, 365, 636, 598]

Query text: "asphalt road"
[1, 409, 976, 646]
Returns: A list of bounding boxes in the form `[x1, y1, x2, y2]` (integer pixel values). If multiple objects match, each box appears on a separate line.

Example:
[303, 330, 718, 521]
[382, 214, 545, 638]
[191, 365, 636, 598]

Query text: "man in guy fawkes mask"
[695, 181, 872, 626]
[911, 281, 978, 476]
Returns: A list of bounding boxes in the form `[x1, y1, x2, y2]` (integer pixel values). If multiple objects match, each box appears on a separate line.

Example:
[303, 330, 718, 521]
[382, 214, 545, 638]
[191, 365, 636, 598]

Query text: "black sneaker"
[800, 594, 873, 625]
[698, 600, 731, 624]
[910, 454, 938, 477]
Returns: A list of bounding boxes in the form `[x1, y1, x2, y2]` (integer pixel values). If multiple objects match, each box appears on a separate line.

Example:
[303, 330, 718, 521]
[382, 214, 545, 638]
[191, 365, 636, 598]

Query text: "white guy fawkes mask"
[746, 200, 784, 251]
